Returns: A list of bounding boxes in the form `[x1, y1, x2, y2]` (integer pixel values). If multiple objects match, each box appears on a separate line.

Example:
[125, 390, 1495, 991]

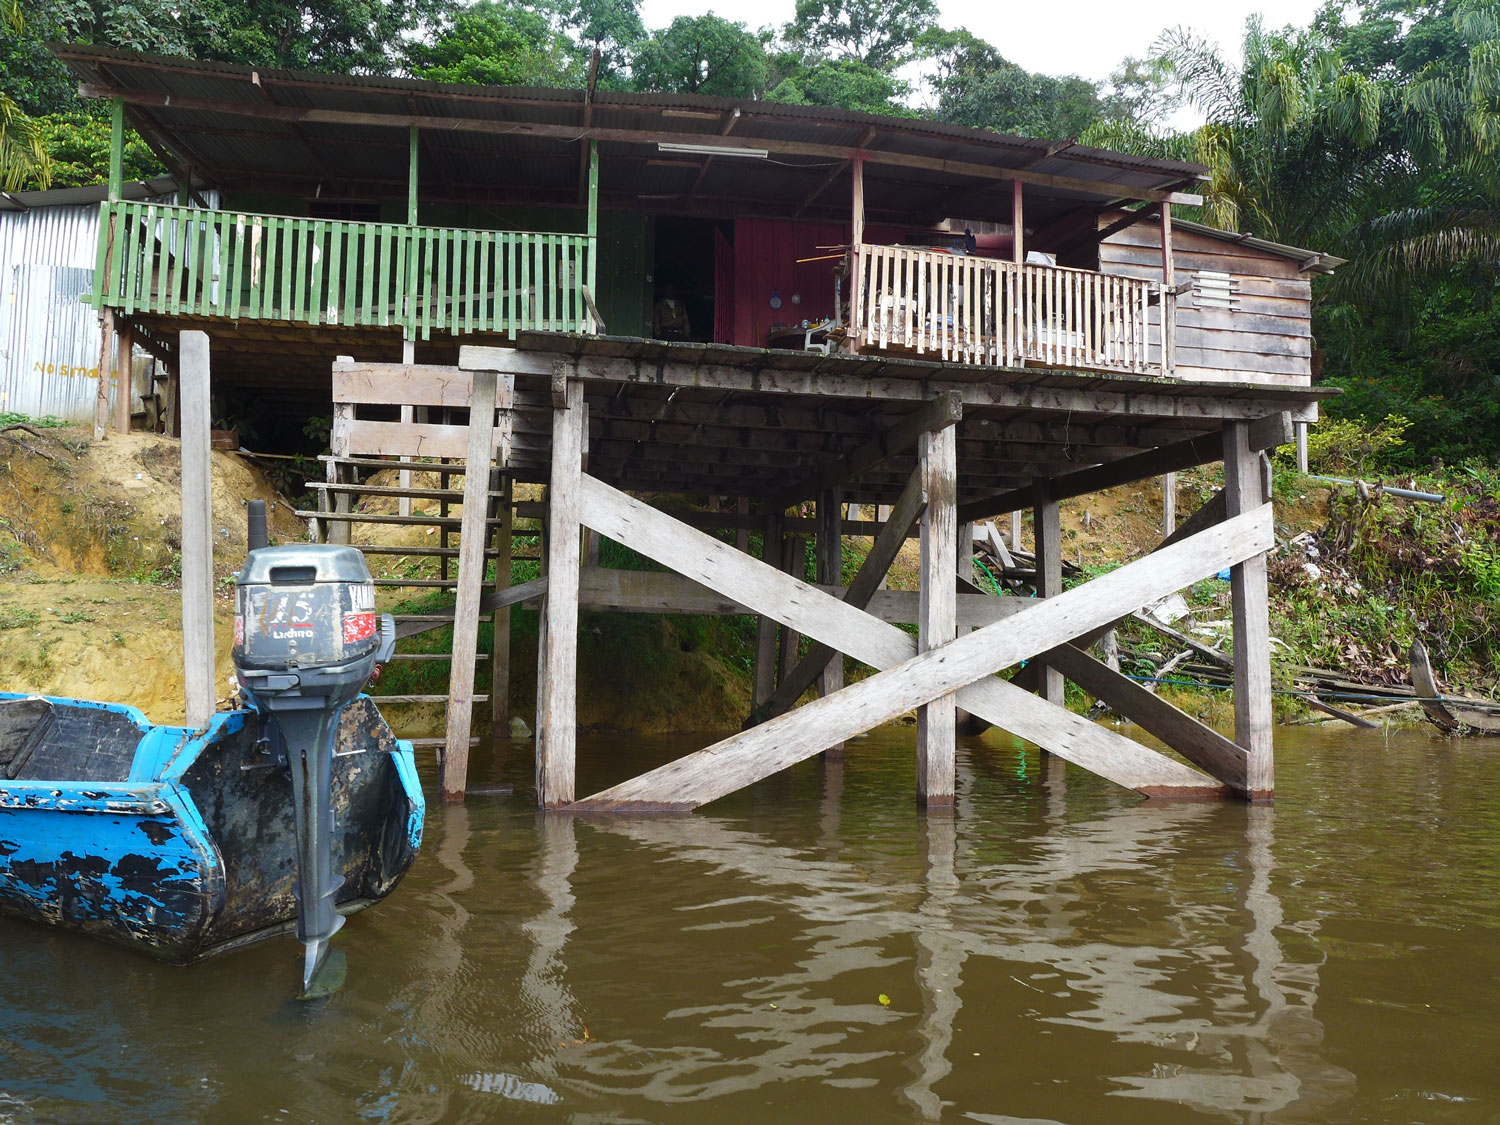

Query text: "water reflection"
[518, 752, 1350, 1120]
[4, 727, 1494, 1122]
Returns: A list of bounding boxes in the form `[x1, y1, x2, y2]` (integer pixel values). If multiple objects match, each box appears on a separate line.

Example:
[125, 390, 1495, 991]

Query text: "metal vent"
[1192, 270, 1237, 310]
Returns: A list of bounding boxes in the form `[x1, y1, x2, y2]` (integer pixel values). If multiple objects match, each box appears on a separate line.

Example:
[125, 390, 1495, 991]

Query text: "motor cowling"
[233, 544, 395, 702]
[231, 544, 394, 994]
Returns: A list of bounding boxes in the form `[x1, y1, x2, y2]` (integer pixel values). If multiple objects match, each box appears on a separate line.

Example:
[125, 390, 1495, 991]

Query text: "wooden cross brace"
[567, 474, 1273, 812]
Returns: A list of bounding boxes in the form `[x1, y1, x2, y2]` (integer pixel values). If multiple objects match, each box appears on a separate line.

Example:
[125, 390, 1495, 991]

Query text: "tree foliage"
[406, 1, 583, 87]
[784, 0, 940, 71]
[630, 15, 767, 98]
[0, 0, 51, 190]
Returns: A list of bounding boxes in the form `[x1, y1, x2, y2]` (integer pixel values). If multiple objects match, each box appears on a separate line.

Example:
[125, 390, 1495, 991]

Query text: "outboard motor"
[231, 540, 395, 994]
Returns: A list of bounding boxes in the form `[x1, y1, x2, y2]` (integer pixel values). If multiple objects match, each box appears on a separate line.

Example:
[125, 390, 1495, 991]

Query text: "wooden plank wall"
[1099, 222, 1313, 387]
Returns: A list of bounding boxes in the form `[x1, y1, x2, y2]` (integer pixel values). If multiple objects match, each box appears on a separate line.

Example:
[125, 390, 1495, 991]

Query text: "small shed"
[0, 176, 200, 422]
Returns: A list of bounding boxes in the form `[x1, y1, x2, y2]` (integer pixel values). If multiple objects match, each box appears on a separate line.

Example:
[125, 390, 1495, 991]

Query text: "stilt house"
[58, 45, 1341, 810]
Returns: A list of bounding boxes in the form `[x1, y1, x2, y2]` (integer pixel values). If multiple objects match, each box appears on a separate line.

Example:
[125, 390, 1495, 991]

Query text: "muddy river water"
[2, 723, 1498, 1123]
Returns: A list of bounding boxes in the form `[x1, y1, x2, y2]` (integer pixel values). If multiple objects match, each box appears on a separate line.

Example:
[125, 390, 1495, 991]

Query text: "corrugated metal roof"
[53, 45, 1211, 230]
[1173, 218, 1346, 272]
[0, 175, 184, 212]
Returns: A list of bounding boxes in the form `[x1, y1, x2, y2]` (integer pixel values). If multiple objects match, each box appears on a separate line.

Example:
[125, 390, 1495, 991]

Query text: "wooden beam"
[1044, 642, 1248, 790]
[112, 318, 133, 433]
[918, 426, 957, 806]
[755, 468, 926, 723]
[567, 492, 1272, 809]
[576, 48, 600, 204]
[956, 413, 1293, 524]
[817, 489, 845, 758]
[536, 379, 586, 808]
[463, 349, 1324, 425]
[1225, 421, 1274, 799]
[441, 369, 501, 802]
[93, 308, 114, 442]
[571, 476, 1271, 807]
[795, 127, 875, 218]
[686, 106, 741, 197]
[1032, 480, 1064, 708]
[570, 566, 1019, 627]
[753, 512, 782, 710]
[491, 473, 514, 732]
[179, 330, 215, 729]
[1012, 181, 1024, 264]
[770, 390, 962, 507]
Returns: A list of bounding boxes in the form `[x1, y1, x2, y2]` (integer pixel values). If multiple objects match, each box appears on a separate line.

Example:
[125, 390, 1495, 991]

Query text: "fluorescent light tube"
[657, 142, 768, 159]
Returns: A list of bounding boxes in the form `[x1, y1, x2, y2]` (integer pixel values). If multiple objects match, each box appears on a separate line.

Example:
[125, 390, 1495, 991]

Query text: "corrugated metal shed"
[0, 180, 213, 423]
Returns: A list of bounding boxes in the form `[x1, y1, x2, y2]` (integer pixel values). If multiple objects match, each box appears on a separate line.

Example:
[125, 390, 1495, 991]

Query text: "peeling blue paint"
[0, 691, 424, 962]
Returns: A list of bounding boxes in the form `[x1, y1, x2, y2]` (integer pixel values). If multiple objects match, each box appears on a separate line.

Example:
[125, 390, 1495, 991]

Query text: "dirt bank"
[0, 424, 302, 723]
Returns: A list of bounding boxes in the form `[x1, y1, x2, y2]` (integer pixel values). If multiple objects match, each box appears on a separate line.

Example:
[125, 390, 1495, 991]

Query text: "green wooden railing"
[93, 202, 598, 339]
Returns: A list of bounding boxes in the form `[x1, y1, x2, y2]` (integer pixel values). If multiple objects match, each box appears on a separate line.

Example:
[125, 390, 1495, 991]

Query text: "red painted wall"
[729, 219, 903, 347]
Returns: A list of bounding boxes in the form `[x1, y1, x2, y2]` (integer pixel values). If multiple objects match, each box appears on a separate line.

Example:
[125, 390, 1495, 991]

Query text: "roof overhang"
[53, 45, 1209, 231]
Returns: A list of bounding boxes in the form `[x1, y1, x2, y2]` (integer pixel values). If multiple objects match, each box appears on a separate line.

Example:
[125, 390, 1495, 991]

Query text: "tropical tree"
[407, 1, 584, 87]
[631, 15, 767, 98]
[766, 57, 909, 115]
[0, 0, 50, 191]
[784, 0, 939, 71]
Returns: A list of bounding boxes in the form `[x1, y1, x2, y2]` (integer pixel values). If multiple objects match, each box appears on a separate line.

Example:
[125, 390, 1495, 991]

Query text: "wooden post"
[735, 496, 750, 554]
[93, 308, 114, 442]
[1161, 202, 1176, 376]
[752, 512, 783, 707]
[1295, 422, 1309, 473]
[1162, 471, 1177, 535]
[1012, 180, 1024, 264]
[1224, 421, 1273, 798]
[817, 489, 845, 759]
[441, 370, 500, 803]
[179, 331, 215, 729]
[107, 98, 124, 202]
[399, 339, 414, 519]
[586, 140, 599, 324]
[851, 152, 865, 249]
[1010, 509, 1022, 552]
[536, 379, 585, 808]
[917, 426, 957, 806]
[113, 320, 133, 433]
[778, 535, 804, 683]
[491, 472, 514, 734]
[1033, 481, 1064, 706]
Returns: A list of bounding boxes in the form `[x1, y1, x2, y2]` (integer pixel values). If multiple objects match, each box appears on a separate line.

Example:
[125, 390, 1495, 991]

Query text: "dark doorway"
[652, 217, 719, 342]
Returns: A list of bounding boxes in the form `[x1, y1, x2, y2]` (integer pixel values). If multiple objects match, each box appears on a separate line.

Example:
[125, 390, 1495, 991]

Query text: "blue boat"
[0, 690, 424, 964]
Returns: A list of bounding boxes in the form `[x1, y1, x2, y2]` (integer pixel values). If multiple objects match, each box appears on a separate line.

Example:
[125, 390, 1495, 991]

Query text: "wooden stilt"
[1224, 421, 1274, 798]
[491, 472, 513, 734]
[816, 489, 845, 759]
[399, 338, 414, 518]
[1010, 509, 1022, 552]
[1032, 481, 1065, 705]
[752, 511, 782, 708]
[93, 308, 115, 442]
[178, 330, 214, 729]
[918, 426, 957, 807]
[441, 369, 501, 803]
[1295, 421, 1309, 473]
[756, 471, 923, 723]
[328, 391, 352, 546]
[113, 320, 133, 433]
[536, 379, 585, 808]
[735, 496, 750, 554]
[778, 534, 804, 684]
[1163, 471, 1177, 534]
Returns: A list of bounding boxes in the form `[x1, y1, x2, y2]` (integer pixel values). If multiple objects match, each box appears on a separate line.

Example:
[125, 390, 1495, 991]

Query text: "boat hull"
[0, 693, 424, 963]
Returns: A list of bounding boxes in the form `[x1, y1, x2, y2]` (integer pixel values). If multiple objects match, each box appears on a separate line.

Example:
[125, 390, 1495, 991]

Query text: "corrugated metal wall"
[0, 205, 108, 422]
[0, 191, 218, 424]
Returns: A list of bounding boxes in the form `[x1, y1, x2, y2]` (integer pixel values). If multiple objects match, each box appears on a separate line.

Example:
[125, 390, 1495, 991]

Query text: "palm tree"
[0, 0, 52, 191]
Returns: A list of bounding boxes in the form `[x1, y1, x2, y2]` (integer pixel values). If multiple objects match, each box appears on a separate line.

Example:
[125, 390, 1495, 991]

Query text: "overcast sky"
[638, 0, 1331, 84]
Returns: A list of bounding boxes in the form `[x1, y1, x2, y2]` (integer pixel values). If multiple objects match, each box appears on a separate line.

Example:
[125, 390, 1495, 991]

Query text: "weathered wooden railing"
[850, 244, 1163, 375]
[93, 202, 596, 339]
